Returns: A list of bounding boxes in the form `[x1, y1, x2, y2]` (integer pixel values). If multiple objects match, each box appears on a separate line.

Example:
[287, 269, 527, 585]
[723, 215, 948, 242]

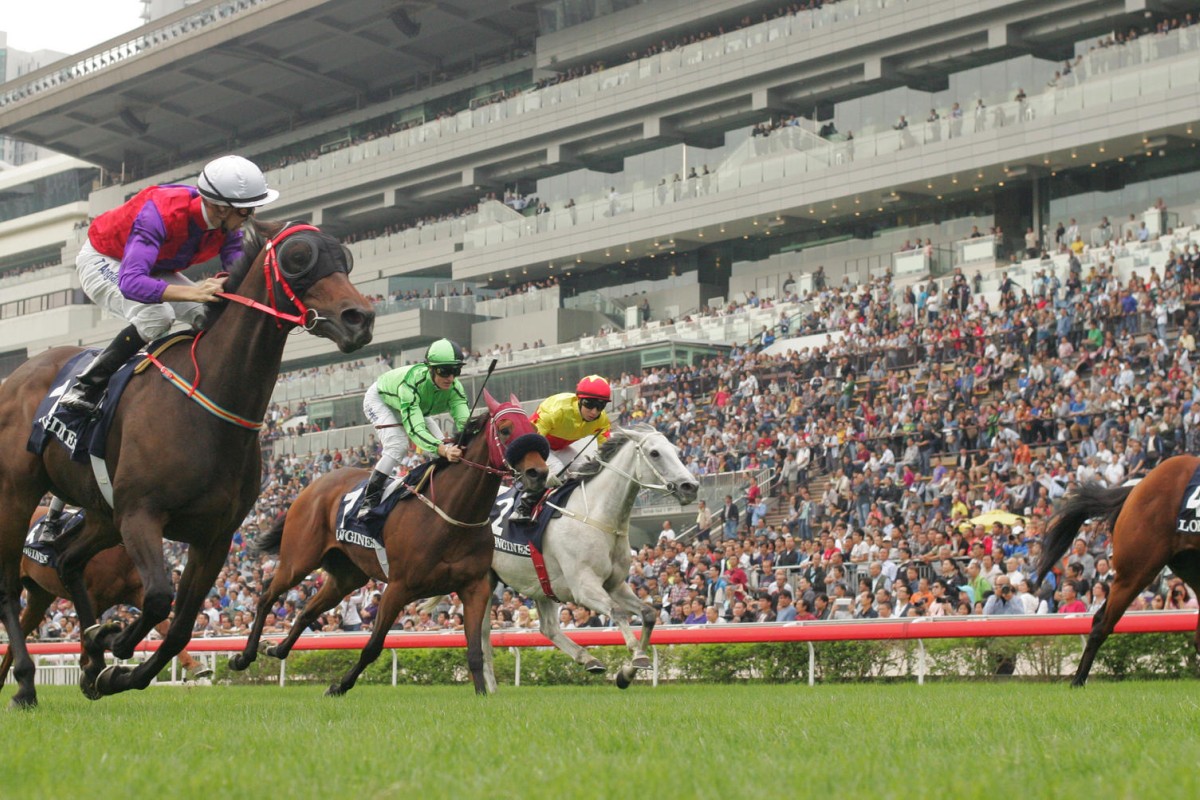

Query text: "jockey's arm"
[393, 385, 443, 454]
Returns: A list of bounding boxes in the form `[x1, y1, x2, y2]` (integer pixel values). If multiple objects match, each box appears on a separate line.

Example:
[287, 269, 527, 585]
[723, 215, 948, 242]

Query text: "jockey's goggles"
[580, 398, 608, 410]
[432, 365, 462, 378]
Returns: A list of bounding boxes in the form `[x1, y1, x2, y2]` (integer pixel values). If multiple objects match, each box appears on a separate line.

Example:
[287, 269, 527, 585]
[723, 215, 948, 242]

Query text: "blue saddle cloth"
[491, 479, 580, 557]
[26, 339, 173, 463]
[22, 509, 87, 570]
[1177, 462, 1200, 535]
[334, 461, 436, 548]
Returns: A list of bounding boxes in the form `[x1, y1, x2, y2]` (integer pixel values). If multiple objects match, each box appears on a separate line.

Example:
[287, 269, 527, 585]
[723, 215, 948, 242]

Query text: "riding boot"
[509, 490, 538, 524]
[356, 469, 390, 520]
[59, 324, 145, 416]
[33, 499, 68, 545]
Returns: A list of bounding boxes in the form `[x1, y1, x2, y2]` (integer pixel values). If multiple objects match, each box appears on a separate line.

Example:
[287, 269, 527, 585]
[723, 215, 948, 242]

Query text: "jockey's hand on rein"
[193, 276, 228, 303]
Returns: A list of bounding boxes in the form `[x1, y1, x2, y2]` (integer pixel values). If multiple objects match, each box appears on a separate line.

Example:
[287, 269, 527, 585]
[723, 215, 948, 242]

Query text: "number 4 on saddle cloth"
[24, 508, 86, 568]
[1177, 465, 1200, 534]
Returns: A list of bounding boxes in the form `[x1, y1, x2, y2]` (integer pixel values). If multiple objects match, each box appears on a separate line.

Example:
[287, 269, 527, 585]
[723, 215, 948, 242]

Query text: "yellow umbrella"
[968, 509, 1025, 528]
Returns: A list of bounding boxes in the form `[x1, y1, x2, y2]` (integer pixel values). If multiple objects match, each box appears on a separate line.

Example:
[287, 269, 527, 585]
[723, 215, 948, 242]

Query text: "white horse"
[483, 426, 699, 690]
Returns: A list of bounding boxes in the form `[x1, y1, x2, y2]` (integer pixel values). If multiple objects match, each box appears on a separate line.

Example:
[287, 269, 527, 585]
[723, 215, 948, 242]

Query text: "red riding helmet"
[575, 375, 611, 401]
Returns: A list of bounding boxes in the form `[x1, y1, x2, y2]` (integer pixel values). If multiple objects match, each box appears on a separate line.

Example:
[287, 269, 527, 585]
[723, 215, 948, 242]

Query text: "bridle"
[411, 404, 539, 527]
[144, 224, 346, 428]
[545, 430, 687, 536]
[216, 223, 328, 331]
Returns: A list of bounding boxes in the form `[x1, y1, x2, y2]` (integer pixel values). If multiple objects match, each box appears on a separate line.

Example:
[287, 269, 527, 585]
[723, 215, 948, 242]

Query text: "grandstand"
[5, 1, 1200, 636]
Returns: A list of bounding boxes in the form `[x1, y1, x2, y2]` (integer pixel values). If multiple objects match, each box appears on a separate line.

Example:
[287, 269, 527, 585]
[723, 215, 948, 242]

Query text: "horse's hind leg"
[267, 562, 366, 662]
[0, 508, 41, 708]
[480, 575, 499, 693]
[0, 581, 53, 692]
[100, 512, 172, 660]
[608, 582, 656, 670]
[1075, 558, 1165, 687]
[533, 596, 604, 674]
[328, 582, 414, 697]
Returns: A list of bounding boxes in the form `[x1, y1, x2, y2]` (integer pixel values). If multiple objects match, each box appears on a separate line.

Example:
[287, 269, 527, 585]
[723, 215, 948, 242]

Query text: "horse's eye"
[650, 450, 660, 458]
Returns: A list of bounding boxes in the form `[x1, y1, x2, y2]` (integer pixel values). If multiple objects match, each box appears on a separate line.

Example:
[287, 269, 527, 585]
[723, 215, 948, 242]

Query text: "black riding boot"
[33, 505, 66, 545]
[356, 469, 390, 520]
[510, 490, 538, 524]
[59, 324, 145, 416]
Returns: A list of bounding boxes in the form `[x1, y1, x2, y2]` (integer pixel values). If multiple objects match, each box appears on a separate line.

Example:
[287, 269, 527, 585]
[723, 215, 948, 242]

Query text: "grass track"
[3, 682, 1200, 799]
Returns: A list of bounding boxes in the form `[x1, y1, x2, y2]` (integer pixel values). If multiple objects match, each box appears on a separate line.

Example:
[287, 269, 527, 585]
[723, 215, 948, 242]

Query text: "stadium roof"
[0, 0, 537, 173]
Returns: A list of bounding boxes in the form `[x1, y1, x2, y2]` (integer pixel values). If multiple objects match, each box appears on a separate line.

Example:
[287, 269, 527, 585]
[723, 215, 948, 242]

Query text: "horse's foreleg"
[533, 596, 604, 673]
[458, 575, 493, 696]
[328, 583, 413, 697]
[105, 513, 171, 660]
[96, 538, 226, 697]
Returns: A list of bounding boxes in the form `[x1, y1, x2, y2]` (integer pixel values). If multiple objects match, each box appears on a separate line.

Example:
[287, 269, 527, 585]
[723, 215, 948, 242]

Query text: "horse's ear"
[484, 389, 498, 412]
[509, 393, 520, 407]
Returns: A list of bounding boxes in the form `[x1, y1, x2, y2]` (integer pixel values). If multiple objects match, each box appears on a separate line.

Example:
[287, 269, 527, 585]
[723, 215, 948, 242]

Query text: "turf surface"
[2, 682, 1199, 799]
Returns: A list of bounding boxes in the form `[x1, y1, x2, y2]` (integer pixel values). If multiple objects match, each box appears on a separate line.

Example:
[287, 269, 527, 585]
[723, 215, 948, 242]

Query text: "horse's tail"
[249, 511, 287, 555]
[419, 595, 448, 615]
[1036, 482, 1133, 583]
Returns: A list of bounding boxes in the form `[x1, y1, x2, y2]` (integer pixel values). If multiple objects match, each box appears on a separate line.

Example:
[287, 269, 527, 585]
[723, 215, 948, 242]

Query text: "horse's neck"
[193, 299, 290, 422]
[577, 445, 642, 525]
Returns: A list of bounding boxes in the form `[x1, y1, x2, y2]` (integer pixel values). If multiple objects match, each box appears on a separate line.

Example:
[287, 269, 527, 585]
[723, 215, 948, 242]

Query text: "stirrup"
[33, 516, 64, 545]
[59, 384, 103, 416]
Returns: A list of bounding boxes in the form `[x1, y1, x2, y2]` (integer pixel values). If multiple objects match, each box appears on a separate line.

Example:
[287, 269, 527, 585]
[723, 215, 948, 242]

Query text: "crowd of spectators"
[32, 196, 1200, 644]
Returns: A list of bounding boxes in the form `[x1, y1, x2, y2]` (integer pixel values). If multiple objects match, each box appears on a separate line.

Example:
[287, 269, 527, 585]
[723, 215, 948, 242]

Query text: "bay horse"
[1036, 455, 1200, 687]
[483, 426, 698, 691]
[0, 508, 212, 690]
[0, 219, 374, 707]
[228, 391, 549, 696]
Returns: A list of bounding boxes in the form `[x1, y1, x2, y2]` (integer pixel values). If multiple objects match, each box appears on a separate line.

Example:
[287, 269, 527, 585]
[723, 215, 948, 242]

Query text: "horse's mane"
[195, 219, 282, 331]
[570, 425, 658, 479]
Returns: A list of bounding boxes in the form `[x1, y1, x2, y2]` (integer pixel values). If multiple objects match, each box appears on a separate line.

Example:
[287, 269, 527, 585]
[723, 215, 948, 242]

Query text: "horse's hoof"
[82, 621, 122, 656]
[615, 666, 636, 690]
[191, 666, 214, 681]
[257, 640, 274, 655]
[96, 664, 131, 696]
[583, 658, 607, 674]
[264, 645, 282, 660]
[79, 672, 103, 701]
[9, 690, 37, 710]
[631, 654, 652, 670]
[325, 683, 346, 698]
[227, 654, 250, 672]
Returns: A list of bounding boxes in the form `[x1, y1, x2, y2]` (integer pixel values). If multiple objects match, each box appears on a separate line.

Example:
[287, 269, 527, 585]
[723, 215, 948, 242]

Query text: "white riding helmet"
[197, 155, 280, 208]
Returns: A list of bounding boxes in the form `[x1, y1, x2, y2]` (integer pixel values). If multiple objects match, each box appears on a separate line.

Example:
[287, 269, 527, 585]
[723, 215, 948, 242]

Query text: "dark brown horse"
[1037, 455, 1200, 686]
[0, 508, 211, 689]
[228, 391, 549, 696]
[0, 219, 373, 707]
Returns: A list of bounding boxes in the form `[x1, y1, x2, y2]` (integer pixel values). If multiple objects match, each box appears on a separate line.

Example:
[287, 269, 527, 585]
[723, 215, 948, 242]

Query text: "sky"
[3, 2, 145, 57]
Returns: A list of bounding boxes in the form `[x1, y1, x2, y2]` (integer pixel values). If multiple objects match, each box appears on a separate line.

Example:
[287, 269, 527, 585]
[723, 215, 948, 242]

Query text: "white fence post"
[807, 642, 815, 686]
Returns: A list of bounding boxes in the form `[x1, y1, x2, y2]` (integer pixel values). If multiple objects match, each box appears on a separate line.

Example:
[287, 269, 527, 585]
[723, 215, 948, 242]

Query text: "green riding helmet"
[425, 338, 465, 367]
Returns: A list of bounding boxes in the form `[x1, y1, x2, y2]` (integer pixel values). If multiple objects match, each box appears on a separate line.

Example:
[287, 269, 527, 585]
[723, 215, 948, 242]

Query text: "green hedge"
[210, 634, 1200, 686]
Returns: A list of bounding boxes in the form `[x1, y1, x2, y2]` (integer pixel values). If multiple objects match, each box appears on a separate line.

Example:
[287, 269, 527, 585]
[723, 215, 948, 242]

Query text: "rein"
[544, 431, 677, 537]
[409, 406, 529, 526]
[146, 224, 325, 429]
